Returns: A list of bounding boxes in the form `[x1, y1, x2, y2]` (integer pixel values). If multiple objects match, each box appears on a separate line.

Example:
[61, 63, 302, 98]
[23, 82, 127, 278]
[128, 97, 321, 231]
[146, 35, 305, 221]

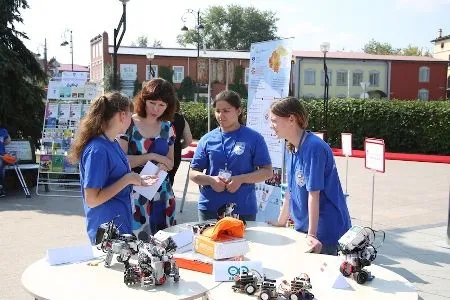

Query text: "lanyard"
[220, 127, 240, 170]
[102, 134, 130, 173]
[289, 130, 307, 189]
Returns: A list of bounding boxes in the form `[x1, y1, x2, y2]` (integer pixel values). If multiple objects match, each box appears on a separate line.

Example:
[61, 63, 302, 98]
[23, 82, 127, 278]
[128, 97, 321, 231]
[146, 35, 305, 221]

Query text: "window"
[369, 71, 380, 87]
[418, 89, 429, 101]
[419, 66, 430, 82]
[172, 66, 184, 83]
[320, 70, 332, 86]
[352, 71, 363, 86]
[304, 69, 316, 85]
[337, 94, 347, 99]
[336, 70, 348, 86]
[303, 93, 316, 99]
[244, 68, 249, 84]
[146, 65, 158, 80]
[441, 42, 445, 49]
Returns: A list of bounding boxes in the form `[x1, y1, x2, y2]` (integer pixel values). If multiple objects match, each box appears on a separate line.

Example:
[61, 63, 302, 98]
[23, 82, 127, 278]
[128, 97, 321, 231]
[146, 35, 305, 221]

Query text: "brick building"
[90, 32, 249, 99]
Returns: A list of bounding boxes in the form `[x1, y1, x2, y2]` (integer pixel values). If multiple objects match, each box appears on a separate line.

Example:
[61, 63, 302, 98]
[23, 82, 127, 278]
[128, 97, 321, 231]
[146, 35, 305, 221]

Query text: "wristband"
[307, 233, 318, 239]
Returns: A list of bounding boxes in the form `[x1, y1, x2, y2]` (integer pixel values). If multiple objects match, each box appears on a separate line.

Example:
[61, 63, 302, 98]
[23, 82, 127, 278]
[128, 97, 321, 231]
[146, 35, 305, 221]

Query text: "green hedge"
[181, 99, 450, 155]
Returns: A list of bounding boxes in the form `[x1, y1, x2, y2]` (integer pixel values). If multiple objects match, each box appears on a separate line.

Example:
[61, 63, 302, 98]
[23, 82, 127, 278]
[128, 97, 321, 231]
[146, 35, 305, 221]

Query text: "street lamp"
[36, 38, 48, 74]
[320, 41, 330, 142]
[146, 52, 155, 79]
[113, 0, 130, 90]
[181, 9, 204, 102]
[61, 30, 73, 71]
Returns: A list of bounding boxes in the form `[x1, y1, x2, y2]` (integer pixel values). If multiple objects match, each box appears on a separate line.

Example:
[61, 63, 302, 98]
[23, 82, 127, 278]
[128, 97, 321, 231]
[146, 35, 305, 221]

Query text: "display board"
[36, 73, 100, 196]
[246, 38, 294, 222]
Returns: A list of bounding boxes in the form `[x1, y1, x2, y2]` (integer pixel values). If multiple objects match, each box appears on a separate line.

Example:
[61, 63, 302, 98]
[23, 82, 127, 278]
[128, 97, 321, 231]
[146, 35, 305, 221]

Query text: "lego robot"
[231, 269, 277, 299]
[95, 218, 140, 268]
[278, 274, 314, 300]
[338, 226, 385, 284]
[123, 236, 180, 288]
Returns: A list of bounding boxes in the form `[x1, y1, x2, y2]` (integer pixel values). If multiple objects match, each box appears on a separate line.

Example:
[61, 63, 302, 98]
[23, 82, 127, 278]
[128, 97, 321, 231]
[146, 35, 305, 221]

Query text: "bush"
[178, 76, 195, 100]
[181, 98, 450, 155]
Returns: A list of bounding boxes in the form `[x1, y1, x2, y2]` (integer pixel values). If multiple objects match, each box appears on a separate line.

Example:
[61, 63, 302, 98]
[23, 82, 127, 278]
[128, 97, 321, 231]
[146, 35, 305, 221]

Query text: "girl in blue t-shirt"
[190, 90, 273, 222]
[268, 97, 351, 255]
[68, 92, 157, 244]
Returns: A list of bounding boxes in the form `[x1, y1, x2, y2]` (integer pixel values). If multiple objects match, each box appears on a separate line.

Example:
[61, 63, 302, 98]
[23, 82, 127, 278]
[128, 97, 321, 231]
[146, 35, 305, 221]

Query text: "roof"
[431, 34, 450, 43]
[293, 51, 448, 63]
[58, 64, 89, 72]
[108, 46, 250, 60]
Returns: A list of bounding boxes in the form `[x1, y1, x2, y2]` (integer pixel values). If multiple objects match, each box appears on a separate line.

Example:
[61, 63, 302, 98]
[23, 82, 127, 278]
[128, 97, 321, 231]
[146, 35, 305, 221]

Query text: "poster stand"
[36, 73, 99, 197]
[341, 133, 353, 200]
[364, 138, 385, 228]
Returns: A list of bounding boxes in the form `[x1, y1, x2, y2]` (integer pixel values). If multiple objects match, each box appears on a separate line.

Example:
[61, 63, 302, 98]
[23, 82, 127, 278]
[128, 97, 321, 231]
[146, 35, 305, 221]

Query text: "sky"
[16, 0, 450, 66]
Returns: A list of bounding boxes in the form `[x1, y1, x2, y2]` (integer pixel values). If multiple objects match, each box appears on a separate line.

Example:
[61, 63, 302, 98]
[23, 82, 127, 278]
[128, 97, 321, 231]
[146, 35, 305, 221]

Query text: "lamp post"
[146, 52, 155, 80]
[181, 9, 204, 102]
[320, 42, 330, 142]
[113, 0, 130, 90]
[36, 38, 48, 74]
[61, 30, 73, 71]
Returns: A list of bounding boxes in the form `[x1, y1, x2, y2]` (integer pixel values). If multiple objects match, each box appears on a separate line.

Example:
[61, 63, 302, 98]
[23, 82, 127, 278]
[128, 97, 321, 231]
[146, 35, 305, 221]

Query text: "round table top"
[21, 249, 220, 300]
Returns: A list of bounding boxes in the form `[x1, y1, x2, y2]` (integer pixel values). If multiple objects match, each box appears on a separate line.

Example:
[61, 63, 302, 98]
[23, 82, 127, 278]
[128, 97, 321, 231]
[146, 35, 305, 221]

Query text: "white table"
[21, 249, 219, 300]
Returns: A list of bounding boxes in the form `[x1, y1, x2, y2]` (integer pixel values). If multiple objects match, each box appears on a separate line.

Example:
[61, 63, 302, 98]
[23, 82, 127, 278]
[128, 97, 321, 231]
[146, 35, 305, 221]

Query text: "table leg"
[180, 161, 191, 213]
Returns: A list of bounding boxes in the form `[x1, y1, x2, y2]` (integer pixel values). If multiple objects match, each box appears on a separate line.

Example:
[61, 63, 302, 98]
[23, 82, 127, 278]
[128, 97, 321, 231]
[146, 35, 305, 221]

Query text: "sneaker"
[0, 190, 5, 197]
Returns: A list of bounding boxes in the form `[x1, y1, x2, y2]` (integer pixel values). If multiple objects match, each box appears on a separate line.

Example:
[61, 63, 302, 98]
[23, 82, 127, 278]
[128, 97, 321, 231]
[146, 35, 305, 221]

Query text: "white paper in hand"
[133, 161, 167, 200]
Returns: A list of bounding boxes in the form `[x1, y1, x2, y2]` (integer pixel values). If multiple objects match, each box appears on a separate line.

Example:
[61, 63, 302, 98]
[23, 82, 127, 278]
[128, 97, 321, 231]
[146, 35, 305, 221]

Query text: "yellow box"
[194, 234, 249, 260]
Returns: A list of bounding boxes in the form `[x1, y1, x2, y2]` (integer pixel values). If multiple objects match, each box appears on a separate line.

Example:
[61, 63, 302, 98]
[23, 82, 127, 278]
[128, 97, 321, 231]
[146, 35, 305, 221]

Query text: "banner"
[246, 38, 293, 222]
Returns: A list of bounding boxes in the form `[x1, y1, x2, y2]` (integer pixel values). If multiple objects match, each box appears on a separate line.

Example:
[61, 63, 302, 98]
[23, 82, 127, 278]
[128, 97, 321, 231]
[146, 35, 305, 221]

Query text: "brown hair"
[134, 78, 176, 121]
[213, 90, 243, 124]
[270, 97, 309, 152]
[68, 92, 132, 163]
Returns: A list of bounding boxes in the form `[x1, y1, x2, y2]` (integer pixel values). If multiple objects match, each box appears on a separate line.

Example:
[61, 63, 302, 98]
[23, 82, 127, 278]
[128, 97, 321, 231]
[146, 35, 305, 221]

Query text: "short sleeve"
[191, 138, 208, 171]
[82, 147, 109, 189]
[252, 132, 272, 167]
[304, 149, 326, 192]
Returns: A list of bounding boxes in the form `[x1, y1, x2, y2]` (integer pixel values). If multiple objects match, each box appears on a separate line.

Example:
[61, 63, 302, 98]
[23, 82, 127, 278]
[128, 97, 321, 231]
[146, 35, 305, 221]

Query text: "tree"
[363, 39, 401, 55]
[152, 39, 162, 48]
[402, 44, 432, 57]
[177, 5, 279, 50]
[130, 35, 148, 47]
[0, 0, 47, 145]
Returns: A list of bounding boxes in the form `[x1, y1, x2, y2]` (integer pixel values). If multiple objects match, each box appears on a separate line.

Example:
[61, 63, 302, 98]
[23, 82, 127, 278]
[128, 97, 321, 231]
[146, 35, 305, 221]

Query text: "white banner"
[247, 38, 293, 222]
[365, 138, 385, 173]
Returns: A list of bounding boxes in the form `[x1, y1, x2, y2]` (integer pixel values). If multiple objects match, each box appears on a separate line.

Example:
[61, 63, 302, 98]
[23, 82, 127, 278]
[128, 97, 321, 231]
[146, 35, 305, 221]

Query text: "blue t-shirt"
[80, 137, 133, 244]
[191, 126, 272, 215]
[0, 128, 9, 155]
[287, 131, 351, 245]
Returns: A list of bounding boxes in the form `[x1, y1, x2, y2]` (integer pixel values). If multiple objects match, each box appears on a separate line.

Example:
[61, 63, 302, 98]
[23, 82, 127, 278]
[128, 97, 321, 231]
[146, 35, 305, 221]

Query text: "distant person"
[0, 127, 11, 197]
[268, 97, 351, 255]
[189, 90, 273, 222]
[168, 99, 193, 186]
[68, 92, 157, 244]
[118, 78, 177, 241]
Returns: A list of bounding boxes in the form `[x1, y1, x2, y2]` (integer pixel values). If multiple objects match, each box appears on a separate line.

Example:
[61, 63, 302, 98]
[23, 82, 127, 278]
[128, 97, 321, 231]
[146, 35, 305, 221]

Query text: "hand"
[139, 175, 158, 186]
[306, 235, 322, 254]
[157, 163, 170, 172]
[210, 176, 226, 192]
[149, 153, 173, 171]
[225, 176, 242, 193]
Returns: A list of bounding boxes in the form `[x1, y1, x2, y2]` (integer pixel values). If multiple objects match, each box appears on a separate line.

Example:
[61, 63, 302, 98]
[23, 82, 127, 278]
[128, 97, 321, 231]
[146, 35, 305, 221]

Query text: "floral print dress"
[126, 120, 177, 241]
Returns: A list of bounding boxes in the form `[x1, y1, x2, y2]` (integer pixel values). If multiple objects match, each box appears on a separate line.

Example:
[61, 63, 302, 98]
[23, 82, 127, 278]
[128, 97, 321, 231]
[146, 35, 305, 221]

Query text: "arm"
[118, 137, 172, 169]
[269, 191, 290, 226]
[190, 168, 226, 192]
[307, 190, 322, 253]
[158, 144, 174, 171]
[181, 119, 193, 149]
[84, 174, 135, 208]
[226, 165, 273, 193]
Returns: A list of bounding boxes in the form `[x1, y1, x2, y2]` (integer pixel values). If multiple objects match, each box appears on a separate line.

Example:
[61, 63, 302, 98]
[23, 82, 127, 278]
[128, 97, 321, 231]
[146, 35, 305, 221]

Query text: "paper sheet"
[46, 244, 94, 266]
[133, 161, 167, 200]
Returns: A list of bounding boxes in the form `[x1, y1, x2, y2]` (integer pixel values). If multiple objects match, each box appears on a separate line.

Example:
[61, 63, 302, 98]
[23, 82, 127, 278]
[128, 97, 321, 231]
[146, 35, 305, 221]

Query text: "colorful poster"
[247, 38, 293, 222]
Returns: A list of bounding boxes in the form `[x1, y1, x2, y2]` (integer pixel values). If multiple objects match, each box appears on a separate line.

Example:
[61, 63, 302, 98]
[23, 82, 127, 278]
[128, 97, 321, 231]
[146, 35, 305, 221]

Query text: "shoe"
[0, 190, 5, 197]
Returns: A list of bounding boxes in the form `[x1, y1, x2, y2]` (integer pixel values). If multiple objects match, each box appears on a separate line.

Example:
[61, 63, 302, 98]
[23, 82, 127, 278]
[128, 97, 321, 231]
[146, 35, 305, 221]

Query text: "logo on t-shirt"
[233, 142, 245, 155]
[296, 169, 306, 187]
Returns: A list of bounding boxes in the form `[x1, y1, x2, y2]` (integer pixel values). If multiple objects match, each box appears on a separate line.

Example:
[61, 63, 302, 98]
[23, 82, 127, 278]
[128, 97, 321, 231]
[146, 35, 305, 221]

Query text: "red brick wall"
[390, 61, 448, 100]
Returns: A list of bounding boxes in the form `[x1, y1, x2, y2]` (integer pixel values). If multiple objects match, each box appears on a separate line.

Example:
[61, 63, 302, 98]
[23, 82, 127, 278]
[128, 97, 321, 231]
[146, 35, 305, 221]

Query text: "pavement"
[0, 157, 449, 300]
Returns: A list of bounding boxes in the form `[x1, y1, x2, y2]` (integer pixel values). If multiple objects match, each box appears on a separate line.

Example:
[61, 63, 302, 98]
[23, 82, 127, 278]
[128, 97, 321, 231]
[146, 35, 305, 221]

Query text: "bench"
[4, 139, 39, 197]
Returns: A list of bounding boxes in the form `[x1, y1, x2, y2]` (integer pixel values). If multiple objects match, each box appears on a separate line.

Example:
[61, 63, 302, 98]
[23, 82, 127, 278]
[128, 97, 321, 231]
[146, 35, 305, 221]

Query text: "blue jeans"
[198, 210, 256, 222]
[321, 244, 339, 256]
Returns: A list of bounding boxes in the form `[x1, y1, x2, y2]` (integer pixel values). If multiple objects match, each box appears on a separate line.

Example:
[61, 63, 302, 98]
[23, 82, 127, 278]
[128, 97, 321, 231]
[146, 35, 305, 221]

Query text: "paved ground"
[0, 157, 449, 299]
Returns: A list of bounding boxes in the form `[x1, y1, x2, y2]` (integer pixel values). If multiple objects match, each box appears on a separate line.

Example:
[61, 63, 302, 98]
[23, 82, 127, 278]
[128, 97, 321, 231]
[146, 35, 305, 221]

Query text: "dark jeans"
[198, 210, 256, 222]
[321, 244, 339, 256]
[0, 158, 5, 188]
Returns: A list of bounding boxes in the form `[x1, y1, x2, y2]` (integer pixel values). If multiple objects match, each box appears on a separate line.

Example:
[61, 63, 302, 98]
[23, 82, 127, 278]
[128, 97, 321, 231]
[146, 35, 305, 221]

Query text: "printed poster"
[246, 38, 293, 222]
